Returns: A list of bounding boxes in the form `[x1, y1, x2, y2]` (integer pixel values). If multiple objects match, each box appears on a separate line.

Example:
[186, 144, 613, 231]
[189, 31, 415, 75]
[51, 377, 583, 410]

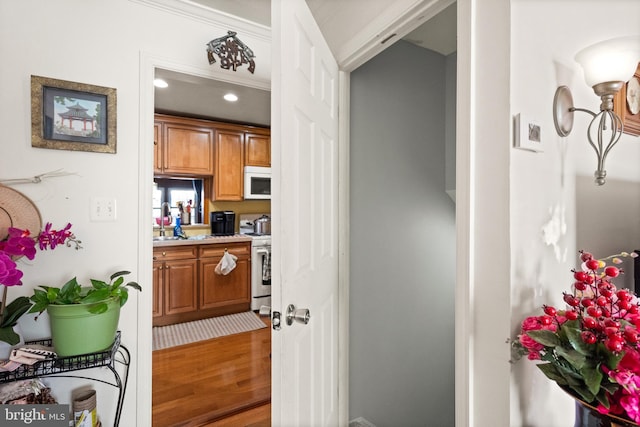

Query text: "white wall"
[349, 41, 456, 426]
[0, 1, 269, 425]
[509, 1, 640, 425]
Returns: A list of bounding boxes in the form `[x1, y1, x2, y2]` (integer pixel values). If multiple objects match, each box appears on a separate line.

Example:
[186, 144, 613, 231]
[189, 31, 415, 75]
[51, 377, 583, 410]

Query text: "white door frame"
[136, 0, 501, 425]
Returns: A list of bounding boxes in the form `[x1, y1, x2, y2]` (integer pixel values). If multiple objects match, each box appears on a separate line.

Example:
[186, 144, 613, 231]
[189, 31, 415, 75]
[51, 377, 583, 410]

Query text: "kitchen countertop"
[152, 234, 252, 248]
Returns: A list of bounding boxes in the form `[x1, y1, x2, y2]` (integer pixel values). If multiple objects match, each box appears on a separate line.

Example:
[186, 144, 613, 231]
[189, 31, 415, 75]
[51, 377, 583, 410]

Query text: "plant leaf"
[595, 343, 624, 370]
[596, 390, 611, 409]
[90, 279, 108, 290]
[568, 384, 595, 403]
[110, 270, 130, 281]
[527, 329, 561, 347]
[563, 325, 592, 356]
[112, 276, 124, 290]
[0, 326, 20, 345]
[127, 282, 142, 292]
[59, 277, 80, 302]
[81, 289, 111, 304]
[0, 297, 32, 328]
[536, 363, 568, 385]
[119, 289, 129, 307]
[556, 346, 586, 370]
[580, 365, 603, 396]
[87, 303, 108, 314]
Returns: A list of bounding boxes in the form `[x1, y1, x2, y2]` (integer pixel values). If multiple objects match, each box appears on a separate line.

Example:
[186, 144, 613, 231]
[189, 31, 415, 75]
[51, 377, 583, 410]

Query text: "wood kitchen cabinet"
[154, 113, 270, 199]
[153, 121, 162, 174]
[213, 128, 244, 201]
[152, 242, 251, 327]
[199, 242, 251, 310]
[154, 115, 214, 176]
[153, 245, 198, 327]
[244, 131, 271, 167]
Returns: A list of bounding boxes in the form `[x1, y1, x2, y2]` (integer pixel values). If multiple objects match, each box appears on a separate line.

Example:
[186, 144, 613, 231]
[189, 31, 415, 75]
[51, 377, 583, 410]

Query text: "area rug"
[152, 311, 267, 351]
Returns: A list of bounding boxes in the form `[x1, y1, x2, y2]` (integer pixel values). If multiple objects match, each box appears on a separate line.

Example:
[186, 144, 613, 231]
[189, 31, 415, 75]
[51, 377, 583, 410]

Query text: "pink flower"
[527, 351, 541, 360]
[609, 370, 635, 386]
[37, 222, 74, 251]
[519, 334, 544, 352]
[620, 394, 640, 422]
[1, 227, 37, 260]
[0, 252, 22, 286]
[521, 316, 541, 331]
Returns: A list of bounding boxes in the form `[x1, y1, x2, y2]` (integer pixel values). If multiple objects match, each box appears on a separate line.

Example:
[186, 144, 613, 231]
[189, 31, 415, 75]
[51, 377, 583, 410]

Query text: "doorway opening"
[150, 67, 272, 426]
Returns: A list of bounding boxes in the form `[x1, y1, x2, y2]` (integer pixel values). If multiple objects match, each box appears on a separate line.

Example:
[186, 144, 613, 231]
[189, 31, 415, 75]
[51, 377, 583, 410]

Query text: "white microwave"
[244, 166, 271, 199]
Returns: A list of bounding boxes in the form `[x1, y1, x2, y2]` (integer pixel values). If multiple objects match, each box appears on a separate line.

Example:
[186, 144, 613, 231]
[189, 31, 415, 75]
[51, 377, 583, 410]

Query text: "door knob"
[286, 304, 310, 326]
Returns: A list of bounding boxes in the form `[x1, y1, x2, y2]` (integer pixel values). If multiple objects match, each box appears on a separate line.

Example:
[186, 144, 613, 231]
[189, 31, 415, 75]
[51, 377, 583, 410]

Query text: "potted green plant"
[0, 219, 81, 358]
[29, 270, 141, 357]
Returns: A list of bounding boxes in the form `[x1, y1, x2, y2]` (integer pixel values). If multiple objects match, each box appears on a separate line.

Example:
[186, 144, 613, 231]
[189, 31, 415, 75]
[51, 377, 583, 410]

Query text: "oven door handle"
[256, 248, 269, 256]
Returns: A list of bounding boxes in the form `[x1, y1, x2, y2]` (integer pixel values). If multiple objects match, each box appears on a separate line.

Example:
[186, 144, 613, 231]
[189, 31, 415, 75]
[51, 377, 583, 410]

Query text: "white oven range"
[239, 214, 272, 311]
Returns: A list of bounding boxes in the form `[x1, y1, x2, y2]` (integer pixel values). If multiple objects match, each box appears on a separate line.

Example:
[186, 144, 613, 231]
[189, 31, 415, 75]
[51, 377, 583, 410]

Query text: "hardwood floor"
[152, 316, 271, 426]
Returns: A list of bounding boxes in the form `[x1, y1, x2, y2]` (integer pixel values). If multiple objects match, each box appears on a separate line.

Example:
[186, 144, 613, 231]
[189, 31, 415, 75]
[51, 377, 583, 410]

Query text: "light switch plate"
[514, 113, 543, 152]
[90, 197, 117, 221]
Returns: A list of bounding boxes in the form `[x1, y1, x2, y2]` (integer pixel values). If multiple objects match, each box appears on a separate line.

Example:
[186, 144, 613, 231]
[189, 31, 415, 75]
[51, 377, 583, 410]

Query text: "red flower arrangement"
[0, 223, 81, 344]
[512, 250, 640, 424]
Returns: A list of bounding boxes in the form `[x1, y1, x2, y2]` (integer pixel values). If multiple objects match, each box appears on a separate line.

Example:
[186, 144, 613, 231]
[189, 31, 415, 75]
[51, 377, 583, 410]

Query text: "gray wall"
[349, 41, 456, 426]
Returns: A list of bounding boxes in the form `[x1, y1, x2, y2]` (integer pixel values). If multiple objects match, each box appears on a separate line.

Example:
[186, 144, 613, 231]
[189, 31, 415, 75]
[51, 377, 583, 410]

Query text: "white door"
[271, 0, 340, 426]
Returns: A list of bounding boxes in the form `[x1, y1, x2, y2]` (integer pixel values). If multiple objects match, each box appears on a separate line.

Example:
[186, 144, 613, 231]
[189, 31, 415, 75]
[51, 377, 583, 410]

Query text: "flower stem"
[0, 286, 6, 323]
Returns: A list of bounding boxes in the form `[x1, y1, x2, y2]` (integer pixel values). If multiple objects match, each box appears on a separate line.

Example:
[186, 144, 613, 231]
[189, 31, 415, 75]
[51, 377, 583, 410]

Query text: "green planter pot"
[47, 297, 121, 357]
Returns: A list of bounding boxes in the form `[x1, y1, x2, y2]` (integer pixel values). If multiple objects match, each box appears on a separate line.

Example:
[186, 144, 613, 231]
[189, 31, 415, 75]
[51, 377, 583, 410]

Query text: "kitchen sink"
[152, 236, 182, 241]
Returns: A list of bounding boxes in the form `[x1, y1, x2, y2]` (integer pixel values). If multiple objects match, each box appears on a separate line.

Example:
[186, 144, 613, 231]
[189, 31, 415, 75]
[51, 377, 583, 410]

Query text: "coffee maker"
[210, 211, 235, 236]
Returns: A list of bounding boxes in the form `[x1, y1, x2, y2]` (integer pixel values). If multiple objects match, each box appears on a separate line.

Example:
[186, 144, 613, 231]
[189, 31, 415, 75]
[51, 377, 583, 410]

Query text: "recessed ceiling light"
[224, 93, 238, 102]
[154, 79, 168, 88]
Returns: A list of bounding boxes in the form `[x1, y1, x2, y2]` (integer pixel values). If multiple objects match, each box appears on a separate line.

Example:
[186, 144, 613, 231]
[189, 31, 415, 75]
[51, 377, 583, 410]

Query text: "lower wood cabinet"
[153, 242, 251, 327]
[199, 242, 251, 309]
[153, 246, 198, 326]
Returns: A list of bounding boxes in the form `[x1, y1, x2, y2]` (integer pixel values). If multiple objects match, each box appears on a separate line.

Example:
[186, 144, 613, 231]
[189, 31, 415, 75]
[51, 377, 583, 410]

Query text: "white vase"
[0, 324, 24, 360]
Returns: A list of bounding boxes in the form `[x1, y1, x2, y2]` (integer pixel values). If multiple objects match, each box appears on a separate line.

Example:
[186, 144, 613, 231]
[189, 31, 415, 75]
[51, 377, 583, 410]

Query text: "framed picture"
[31, 75, 117, 153]
[613, 62, 640, 137]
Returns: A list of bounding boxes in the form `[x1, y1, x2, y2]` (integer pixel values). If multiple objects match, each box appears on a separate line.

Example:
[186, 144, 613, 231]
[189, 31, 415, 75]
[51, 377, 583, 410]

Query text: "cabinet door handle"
[162, 252, 166, 256]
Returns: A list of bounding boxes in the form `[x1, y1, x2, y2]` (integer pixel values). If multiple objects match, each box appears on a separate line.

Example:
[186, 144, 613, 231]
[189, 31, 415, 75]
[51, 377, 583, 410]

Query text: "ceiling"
[154, 1, 456, 126]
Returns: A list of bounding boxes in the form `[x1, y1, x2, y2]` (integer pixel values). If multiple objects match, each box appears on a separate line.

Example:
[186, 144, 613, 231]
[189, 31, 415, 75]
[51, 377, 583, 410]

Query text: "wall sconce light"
[553, 36, 640, 185]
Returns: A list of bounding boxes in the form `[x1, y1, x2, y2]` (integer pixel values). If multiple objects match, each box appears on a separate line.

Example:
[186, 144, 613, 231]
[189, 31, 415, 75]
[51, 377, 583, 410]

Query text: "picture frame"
[613, 62, 640, 137]
[513, 113, 543, 152]
[31, 75, 117, 153]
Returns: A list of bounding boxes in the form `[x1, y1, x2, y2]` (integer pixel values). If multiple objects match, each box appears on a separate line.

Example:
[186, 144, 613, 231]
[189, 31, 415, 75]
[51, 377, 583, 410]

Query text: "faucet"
[159, 202, 171, 237]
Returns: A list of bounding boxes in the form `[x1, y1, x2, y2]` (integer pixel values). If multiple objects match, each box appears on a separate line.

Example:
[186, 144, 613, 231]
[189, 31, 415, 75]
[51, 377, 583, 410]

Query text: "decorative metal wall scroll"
[206, 31, 256, 74]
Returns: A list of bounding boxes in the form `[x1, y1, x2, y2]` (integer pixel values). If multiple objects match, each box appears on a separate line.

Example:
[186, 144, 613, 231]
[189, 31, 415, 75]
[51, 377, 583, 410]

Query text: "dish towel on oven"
[262, 251, 271, 285]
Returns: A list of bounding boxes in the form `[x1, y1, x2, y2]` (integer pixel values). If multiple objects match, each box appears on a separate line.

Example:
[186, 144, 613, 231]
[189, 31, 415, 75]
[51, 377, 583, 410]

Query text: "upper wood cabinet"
[245, 132, 271, 167]
[153, 122, 162, 174]
[214, 128, 244, 201]
[154, 114, 270, 199]
[154, 115, 214, 176]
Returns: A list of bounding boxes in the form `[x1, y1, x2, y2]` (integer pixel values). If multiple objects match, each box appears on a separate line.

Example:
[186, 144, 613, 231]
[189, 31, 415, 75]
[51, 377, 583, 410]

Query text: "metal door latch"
[272, 311, 281, 330]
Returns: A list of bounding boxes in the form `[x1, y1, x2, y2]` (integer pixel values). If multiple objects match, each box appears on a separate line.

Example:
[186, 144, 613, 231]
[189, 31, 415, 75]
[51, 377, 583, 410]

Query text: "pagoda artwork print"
[53, 97, 102, 139]
[31, 75, 117, 154]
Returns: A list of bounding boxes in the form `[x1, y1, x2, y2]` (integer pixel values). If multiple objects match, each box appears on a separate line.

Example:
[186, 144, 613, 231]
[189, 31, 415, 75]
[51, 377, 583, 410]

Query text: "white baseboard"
[349, 417, 377, 427]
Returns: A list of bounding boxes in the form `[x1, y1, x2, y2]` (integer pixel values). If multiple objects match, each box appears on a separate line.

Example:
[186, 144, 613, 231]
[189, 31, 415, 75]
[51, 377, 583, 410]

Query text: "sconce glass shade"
[574, 36, 640, 88]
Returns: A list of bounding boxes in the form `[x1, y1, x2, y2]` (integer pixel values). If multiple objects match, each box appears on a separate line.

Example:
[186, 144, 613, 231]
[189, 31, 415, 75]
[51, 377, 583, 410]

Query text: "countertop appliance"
[210, 211, 235, 236]
[239, 213, 271, 311]
[244, 166, 271, 200]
